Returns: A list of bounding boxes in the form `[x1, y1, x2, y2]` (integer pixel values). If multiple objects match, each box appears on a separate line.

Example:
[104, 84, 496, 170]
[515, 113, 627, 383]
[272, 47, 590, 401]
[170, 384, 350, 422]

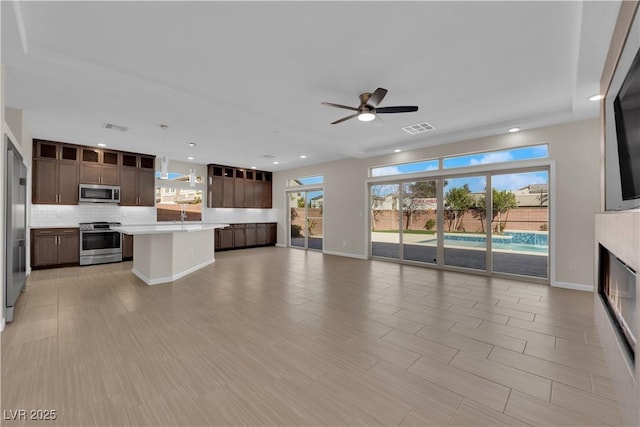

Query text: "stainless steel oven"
[79, 222, 122, 265]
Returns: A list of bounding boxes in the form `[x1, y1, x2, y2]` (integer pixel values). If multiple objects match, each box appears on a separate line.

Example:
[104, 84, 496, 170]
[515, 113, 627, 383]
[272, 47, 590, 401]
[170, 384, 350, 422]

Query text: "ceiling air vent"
[402, 122, 434, 135]
[103, 123, 129, 132]
[262, 154, 276, 159]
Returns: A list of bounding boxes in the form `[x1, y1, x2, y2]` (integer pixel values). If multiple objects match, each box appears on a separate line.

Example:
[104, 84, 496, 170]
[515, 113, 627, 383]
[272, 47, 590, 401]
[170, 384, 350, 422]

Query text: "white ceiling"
[1, 1, 621, 172]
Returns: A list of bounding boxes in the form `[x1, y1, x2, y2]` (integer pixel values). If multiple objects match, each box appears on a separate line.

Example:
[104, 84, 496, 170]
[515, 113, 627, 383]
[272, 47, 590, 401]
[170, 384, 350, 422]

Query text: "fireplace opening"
[599, 244, 637, 364]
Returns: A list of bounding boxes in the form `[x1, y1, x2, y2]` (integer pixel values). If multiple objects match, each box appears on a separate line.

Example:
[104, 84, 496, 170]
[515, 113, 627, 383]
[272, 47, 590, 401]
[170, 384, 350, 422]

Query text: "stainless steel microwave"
[79, 184, 121, 203]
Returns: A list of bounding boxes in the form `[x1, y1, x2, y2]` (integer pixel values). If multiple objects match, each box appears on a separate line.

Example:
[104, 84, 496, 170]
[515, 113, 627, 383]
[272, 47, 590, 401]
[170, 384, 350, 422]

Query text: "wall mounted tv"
[614, 46, 640, 201]
[606, 10, 640, 211]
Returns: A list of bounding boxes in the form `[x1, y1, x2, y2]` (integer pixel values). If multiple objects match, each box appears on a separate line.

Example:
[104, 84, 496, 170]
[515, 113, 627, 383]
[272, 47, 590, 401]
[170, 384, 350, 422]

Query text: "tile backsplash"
[30, 204, 157, 226]
[30, 205, 278, 227]
[202, 208, 278, 224]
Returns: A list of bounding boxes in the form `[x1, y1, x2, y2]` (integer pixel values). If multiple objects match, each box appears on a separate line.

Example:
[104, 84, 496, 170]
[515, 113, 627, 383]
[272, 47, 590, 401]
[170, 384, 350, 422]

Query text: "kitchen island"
[113, 223, 229, 285]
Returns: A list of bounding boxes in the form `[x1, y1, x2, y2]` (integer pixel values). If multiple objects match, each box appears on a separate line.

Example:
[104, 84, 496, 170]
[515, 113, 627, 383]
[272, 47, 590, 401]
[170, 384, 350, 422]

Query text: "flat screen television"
[614, 46, 640, 201]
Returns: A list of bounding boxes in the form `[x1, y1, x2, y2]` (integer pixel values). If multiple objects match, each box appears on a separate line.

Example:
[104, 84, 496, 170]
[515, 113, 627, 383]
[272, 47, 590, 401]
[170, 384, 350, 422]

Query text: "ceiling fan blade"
[366, 88, 388, 108]
[331, 113, 358, 125]
[375, 106, 419, 114]
[321, 102, 359, 111]
[373, 114, 385, 127]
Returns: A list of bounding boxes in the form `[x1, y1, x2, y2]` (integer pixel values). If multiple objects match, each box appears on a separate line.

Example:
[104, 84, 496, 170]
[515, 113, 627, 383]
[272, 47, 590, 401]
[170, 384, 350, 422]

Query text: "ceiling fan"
[322, 87, 418, 125]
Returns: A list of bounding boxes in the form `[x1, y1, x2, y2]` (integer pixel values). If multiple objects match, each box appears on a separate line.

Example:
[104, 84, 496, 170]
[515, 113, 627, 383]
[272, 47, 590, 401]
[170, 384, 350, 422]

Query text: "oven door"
[80, 230, 122, 255]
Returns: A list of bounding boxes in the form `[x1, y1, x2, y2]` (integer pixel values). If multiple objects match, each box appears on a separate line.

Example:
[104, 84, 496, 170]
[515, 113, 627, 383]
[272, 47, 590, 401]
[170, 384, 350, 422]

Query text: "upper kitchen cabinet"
[207, 164, 271, 209]
[34, 139, 79, 162]
[119, 153, 155, 206]
[207, 165, 235, 208]
[33, 139, 157, 206]
[79, 148, 120, 186]
[32, 140, 79, 205]
[255, 171, 273, 208]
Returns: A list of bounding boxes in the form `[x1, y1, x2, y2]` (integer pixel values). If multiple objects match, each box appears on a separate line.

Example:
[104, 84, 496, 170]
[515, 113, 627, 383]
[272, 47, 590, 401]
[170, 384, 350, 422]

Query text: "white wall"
[273, 119, 601, 288]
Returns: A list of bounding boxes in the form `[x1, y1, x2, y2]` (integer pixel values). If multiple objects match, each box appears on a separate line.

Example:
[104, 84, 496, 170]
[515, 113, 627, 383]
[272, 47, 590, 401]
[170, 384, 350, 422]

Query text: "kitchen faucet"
[180, 205, 187, 225]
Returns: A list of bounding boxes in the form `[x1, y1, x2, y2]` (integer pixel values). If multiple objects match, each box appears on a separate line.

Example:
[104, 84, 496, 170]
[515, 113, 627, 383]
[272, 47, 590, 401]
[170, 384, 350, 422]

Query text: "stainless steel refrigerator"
[4, 136, 27, 322]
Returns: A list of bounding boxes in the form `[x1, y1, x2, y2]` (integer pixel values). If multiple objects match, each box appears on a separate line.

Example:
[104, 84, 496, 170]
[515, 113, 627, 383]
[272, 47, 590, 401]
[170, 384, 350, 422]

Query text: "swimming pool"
[420, 231, 548, 254]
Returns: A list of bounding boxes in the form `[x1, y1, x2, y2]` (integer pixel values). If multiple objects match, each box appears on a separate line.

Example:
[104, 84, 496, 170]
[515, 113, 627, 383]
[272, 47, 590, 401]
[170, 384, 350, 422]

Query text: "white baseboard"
[275, 243, 286, 248]
[0, 318, 5, 332]
[132, 259, 215, 286]
[322, 250, 368, 260]
[552, 280, 593, 292]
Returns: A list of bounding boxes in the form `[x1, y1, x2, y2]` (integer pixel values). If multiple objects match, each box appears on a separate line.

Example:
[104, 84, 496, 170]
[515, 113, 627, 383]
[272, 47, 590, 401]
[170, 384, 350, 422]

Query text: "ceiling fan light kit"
[322, 87, 418, 125]
[358, 112, 376, 122]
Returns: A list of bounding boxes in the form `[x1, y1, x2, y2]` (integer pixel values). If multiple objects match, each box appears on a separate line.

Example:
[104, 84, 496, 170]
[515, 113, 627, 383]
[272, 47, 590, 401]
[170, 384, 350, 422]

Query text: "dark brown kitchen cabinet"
[217, 227, 234, 249]
[34, 140, 79, 162]
[31, 228, 79, 268]
[267, 223, 277, 245]
[122, 234, 134, 259]
[80, 148, 120, 185]
[207, 164, 272, 208]
[215, 223, 277, 251]
[33, 140, 80, 205]
[233, 224, 246, 247]
[262, 173, 273, 208]
[245, 223, 257, 246]
[120, 155, 155, 206]
[32, 159, 79, 205]
[207, 165, 234, 208]
[33, 140, 155, 207]
[256, 223, 268, 245]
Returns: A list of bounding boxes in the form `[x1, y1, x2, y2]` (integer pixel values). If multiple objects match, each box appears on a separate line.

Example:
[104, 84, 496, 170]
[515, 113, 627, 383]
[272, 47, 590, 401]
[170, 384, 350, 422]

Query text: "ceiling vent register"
[402, 122, 434, 135]
[103, 123, 129, 132]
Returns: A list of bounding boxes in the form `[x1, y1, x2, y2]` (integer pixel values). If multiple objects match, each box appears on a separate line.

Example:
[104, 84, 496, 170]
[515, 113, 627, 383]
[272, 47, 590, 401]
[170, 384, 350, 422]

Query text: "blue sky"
[446, 171, 548, 193]
[298, 175, 324, 185]
[372, 145, 548, 178]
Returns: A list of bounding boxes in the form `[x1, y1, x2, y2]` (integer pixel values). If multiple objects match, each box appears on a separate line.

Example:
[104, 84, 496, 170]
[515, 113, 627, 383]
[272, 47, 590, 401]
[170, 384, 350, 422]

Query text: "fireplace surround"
[595, 212, 639, 426]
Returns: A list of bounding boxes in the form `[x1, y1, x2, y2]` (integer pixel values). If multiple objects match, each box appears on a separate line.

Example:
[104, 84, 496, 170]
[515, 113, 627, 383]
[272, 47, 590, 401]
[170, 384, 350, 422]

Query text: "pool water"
[420, 231, 548, 254]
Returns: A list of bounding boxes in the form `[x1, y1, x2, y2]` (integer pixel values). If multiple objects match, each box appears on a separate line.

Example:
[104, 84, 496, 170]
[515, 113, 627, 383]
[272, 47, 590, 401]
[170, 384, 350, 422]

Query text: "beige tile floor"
[1, 247, 623, 426]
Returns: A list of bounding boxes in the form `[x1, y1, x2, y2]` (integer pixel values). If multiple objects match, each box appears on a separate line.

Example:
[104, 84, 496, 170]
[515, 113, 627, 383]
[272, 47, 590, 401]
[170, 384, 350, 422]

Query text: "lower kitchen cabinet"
[31, 228, 79, 268]
[217, 227, 234, 250]
[215, 222, 277, 251]
[122, 234, 134, 259]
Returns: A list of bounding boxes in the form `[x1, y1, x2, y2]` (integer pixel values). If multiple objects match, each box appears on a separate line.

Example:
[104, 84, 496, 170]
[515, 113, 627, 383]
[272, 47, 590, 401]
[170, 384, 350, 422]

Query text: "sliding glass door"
[402, 181, 438, 264]
[443, 175, 487, 271]
[490, 170, 549, 279]
[369, 167, 550, 281]
[371, 184, 400, 259]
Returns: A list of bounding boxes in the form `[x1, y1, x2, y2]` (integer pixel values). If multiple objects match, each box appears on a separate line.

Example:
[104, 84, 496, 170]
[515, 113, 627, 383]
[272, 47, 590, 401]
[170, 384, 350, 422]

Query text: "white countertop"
[113, 223, 229, 235]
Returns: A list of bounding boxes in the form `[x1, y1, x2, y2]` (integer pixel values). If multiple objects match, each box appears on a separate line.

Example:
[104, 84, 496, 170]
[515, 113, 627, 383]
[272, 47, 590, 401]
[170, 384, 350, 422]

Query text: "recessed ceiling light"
[508, 127, 520, 133]
[589, 94, 603, 101]
[188, 142, 197, 147]
[273, 161, 279, 165]
[97, 143, 106, 147]
[394, 149, 402, 153]
[251, 166, 257, 169]
[187, 156, 194, 160]
[300, 155, 307, 159]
